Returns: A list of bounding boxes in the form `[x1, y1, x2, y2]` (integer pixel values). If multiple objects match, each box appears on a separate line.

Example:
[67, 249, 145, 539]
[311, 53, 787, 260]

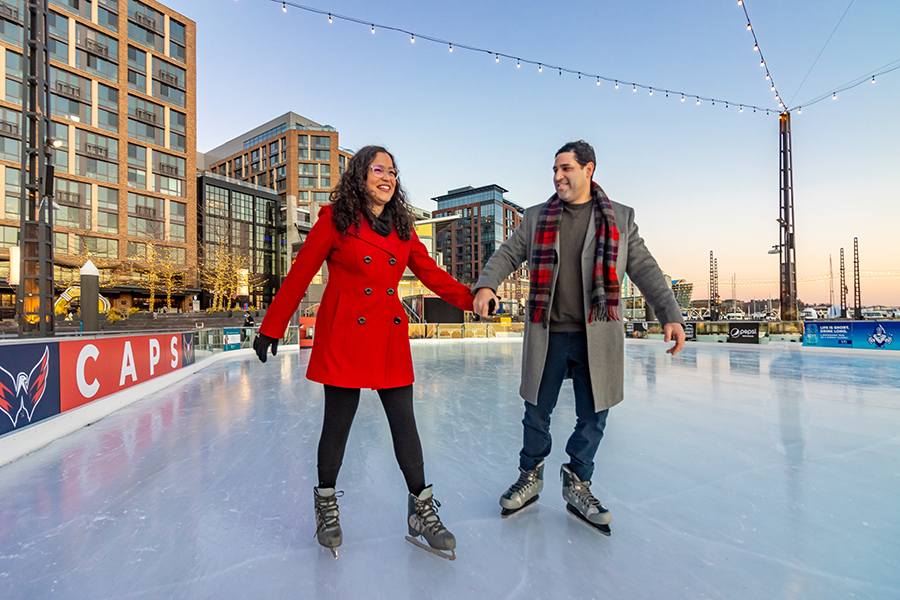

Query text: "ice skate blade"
[330, 547, 338, 559]
[566, 503, 612, 536]
[500, 494, 539, 518]
[405, 535, 457, 561]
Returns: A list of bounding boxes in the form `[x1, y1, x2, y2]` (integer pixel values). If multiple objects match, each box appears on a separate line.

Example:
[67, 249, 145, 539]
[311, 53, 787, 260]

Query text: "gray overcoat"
[474, 197, 685, 412]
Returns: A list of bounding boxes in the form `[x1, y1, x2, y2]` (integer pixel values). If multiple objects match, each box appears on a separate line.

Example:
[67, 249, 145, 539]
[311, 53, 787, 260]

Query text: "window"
[313, 192, 330, 202]
[50, 67, 91, 124]
[169, 200, 185, 242]
[297, 135, 308, 148]
[5, 49, 22, 103]
[169, 40, 185, 63]
[128, 143, 147, 189]
[77, 130, 118, 160]
[313, 136, 330, 149]
[97, 4, 118, 32]
[127, 69, 146, 92]
[75, 24, 118, 82]
[127, 241, 145, 259]
[48, 11, 69, 62]
[127, 192, 164, 239]
[313, 149, 330, 161]
[50, 0, 91, 19]
[298, 163, 317, 188]
[170, 18, 186, 44]
[5, 166, 19, 220]
[0, 9, 23, 47]
[127, 0, 163, 52]
[80, 237, 118, 258]
[151, 57, 186, 106]
[97, 186, 118, 233]
[0, 108, 20, 162]
[128, 45, 146, 71]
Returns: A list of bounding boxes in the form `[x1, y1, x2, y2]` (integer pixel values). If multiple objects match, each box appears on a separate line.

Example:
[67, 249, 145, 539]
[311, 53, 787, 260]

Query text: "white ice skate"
[406, 485, 457, 561]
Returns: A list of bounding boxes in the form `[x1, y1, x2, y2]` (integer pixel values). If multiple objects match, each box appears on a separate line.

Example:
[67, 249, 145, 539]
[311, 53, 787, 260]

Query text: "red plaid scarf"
[528, 183, 620, 325]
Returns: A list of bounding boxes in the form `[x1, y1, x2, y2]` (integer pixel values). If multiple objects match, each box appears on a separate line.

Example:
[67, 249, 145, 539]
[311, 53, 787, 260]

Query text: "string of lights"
[738, 0, 785, 110]
[788, 57, 900, 112]
[273, 0, 779, 115]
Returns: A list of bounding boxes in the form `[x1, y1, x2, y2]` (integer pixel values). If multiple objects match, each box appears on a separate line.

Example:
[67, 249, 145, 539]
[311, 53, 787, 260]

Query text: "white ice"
[0, 339, 898, 600]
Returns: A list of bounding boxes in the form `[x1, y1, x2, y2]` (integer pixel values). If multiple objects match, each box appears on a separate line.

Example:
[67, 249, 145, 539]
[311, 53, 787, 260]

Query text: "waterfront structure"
[432, 185, 526, 310]
[671, 279, 693, 308]
[0, 0, 196, 313]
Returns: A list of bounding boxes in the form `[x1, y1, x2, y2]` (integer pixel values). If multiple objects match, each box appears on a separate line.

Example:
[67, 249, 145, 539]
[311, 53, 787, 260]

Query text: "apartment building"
[0, 0, 196, 312]
[432, 185, 526, 309]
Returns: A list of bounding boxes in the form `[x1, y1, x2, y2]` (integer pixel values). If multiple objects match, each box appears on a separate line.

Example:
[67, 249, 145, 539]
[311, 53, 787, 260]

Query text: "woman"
[253, 146, 473, 560]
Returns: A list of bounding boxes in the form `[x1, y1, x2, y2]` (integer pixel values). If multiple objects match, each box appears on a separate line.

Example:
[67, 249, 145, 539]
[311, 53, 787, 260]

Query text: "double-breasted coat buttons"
[389, 258, 397, 265]
[394, 317, 402, 324]
[364, 256, 372, 264]
[365, 288, 372, 295]
[358, 317, 366, 324]
[387, 288, 394, 296]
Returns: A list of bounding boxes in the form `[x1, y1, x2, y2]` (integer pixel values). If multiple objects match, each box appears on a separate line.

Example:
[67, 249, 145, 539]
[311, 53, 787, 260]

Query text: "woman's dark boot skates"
[561, 464, 612, 535]
[405, 485, 457, 560]
[499, 459, 544, 517]
[313, 487, 343, 558]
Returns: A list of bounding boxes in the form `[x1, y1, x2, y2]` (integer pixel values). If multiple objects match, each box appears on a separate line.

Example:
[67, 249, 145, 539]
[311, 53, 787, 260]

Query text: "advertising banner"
[683, 322, 697, 342]
[0, 343, 61, 437]
[59, 333, 185, 411]
[803, 322, 853, 348]
[851, 321, 899, 351]
[182, 332, 195, 367]
[727, 322, 760, 344]
[626, 322, 648, 339]
[224, 328, 241, 351]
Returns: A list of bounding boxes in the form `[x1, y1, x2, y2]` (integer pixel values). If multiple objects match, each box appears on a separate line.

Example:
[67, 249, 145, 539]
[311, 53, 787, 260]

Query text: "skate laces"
[315, 490, 343, 532]
[571, 481, 601, 509]
[508, 467, 538, 495]
[415, 497, 447, 534]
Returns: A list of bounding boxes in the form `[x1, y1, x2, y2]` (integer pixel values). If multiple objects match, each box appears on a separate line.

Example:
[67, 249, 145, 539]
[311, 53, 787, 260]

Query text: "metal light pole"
[778, 111, 798, 321]
[17, 0, 55, 337]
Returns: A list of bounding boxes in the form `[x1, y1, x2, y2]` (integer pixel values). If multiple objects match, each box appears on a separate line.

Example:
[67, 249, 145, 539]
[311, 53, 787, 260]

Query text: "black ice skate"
[406, 485, 457, 561]
[313, 487, 343, 558]
[499, 460, 544, 518]
[561, 464, 612, 536]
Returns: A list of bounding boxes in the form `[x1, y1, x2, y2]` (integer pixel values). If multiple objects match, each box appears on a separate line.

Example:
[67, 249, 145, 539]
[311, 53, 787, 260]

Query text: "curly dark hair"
[329, 145, 415, 241]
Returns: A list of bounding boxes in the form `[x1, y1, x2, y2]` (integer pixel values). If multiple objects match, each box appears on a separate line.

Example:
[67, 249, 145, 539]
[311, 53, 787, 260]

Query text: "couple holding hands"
[253, 140, 685, 560]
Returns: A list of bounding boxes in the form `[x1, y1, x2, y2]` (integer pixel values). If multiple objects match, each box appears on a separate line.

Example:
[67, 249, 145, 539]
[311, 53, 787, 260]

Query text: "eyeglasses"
[369, 165, 399, 179]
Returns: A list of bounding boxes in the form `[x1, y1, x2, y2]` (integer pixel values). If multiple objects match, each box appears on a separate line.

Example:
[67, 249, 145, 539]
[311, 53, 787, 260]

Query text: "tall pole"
[853, 237, 862, 319]
[17, 0, 55, 337]
[708, 251, 713, 318]
[839, 247, 847, 318]
[778, 111, 798, 321]
[829, 254, 834, 309]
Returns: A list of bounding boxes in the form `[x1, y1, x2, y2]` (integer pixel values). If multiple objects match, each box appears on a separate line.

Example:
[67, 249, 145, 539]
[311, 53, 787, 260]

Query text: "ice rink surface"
[1, 339, 899, 600]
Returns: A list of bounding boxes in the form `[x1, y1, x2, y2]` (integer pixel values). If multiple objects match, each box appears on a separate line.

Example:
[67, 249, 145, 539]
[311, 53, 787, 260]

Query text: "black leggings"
[318, 384, 426, 495]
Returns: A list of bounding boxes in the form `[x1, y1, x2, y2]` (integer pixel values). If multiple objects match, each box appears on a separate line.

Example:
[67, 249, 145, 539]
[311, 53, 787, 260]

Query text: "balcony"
[133, 12, 157, 30]
[0, 119, 18, 138]
[84, 143, 108, 158]
[82, 38, 110, 58]
[156, 70, 179, 86]
[158, 163, 178, 176]
[0, 1, 19, 22]
[134, 108, 157, 125]
[54, 81, 82, 101]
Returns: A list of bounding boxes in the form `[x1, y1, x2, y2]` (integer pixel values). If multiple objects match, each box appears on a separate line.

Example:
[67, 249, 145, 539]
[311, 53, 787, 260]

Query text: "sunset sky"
[170, 0, 900, 306]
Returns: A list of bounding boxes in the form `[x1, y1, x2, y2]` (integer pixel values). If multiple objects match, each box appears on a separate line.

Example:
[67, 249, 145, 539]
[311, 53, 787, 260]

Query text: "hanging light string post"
[274, 0, 777, 115]
[740, 0, 786, 110]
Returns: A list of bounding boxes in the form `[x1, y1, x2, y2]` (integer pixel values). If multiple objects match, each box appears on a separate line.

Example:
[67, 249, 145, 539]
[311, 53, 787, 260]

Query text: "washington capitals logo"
[0, 346, 50, 428]
[868, 324, 893, 348]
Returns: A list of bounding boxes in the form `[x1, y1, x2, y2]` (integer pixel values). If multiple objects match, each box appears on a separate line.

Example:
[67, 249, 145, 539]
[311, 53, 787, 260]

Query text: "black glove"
[253, 333, 279, 363]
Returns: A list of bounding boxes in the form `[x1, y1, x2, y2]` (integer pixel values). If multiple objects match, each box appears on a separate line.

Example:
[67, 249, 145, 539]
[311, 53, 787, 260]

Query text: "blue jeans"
[520, 331, 609, 483]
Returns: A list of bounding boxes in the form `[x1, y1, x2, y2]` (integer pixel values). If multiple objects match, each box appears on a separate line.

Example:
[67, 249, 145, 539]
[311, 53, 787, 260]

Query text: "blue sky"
[168, 0, 899, 305]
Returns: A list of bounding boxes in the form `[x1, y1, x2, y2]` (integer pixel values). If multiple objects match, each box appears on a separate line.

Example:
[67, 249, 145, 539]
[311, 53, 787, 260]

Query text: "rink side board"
[0, 342, 62, 437]
[59, 333, 185, 411]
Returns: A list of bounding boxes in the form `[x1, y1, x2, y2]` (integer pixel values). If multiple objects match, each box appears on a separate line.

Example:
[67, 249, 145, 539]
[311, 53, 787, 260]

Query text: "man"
[473, 141, 685, 535]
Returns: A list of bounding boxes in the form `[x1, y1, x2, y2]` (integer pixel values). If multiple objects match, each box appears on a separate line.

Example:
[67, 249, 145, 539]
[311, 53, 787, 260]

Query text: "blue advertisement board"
[803, 322, 853, 348]
[224, 328, 242, 351]
[0, 343, 61, 437]
[851, 321, 899, 351]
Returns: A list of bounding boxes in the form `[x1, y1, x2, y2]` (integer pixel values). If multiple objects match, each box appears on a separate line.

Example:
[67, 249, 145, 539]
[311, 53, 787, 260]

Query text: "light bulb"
[832, 92, 836, 100]
[328, 14, 332, 23]
[516, 60, 520, 68]
[495, 54, 499, 62]
[696, 98, 700, 105]
[798, 107, 801, 113]
[747, 23, 751, 31]
[282, 2, 286, 13]
[738, 0, 743, 5]
[753, 44, 758, 51]
[740, 106, 743, 112]
[596, 77, 600, 85]
[410, 34, 414, 43]
[872, 76, 876, 83]
[615, 81, 619, 89]
[766, 74, 770, 80]
[771, 84, 775, 91]
[538, 64, 542, 72]
[760, 60, 764, 67]
[371, 24, 375, 33]
[649, 89, 653, 96]
[681, 95, 685, 102]
[449, 44, 453, 52]
[632, 84, 636, 92]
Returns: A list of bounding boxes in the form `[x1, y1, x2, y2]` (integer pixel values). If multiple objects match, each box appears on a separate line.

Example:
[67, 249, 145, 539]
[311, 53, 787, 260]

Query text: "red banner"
[60, 334, 184, 412]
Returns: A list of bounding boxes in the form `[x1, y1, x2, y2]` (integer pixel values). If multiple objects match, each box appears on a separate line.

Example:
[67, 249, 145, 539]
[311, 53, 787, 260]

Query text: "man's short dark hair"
[555, 140, 596, 171]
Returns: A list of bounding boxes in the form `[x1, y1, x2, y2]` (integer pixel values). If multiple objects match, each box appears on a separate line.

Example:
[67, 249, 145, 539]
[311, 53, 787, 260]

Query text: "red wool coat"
[260, 206, 475, 389]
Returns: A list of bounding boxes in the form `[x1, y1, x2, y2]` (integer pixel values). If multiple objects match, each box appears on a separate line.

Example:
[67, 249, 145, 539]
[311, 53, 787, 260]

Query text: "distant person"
[243, 311, 255, 327]
[473, 140, 685, 535]
[253, 146, 473, 560]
